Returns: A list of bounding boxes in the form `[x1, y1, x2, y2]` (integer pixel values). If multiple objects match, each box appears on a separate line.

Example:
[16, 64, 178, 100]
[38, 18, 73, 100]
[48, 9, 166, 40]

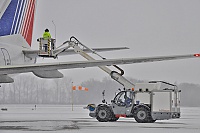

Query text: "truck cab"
[111, 90, 135, 117]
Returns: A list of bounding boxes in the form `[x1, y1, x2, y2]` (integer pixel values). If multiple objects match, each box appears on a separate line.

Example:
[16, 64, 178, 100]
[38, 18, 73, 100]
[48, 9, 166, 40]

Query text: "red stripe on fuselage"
[20, 0, 35, 46]
[26, 0, 35, 46]
[24, 0, 34, 38]
[21, 0, 31, 39]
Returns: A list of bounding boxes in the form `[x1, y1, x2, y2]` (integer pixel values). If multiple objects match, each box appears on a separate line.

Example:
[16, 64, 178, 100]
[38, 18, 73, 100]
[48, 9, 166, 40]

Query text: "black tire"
[148, 119, 156, 123]
[133, 106, 155, 123]
[96, 105, 112, 122]
[109, 114, 119, 122]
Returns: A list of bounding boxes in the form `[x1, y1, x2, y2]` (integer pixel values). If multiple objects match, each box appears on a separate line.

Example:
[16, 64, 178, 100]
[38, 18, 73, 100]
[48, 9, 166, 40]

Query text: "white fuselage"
[0, 42, 35, 67]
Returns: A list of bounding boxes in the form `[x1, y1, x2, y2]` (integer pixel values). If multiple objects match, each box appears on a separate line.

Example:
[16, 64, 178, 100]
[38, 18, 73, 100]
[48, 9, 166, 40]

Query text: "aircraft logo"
[0, 0, 36, 46]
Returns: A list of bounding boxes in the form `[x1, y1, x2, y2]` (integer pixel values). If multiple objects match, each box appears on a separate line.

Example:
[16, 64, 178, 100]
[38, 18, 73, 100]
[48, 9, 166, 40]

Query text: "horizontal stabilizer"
[23, 47, 129, 59]
[33, 70, 63, 78]
[0, 74, 14, 83]
[55, 47, 129, 55]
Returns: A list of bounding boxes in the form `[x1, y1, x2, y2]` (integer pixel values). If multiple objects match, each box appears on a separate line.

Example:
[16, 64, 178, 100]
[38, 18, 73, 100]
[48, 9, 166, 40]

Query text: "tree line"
[0, 74, 72, 104]
[0, 74, 200, 107]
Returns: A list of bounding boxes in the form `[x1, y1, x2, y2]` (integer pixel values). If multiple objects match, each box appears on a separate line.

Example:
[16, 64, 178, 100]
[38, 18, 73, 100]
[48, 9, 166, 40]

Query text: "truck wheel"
[134, 106, 153, 123]
[109, 114, 119, 122]
[96, 106, 112, 122]
[148, 119, 156, 123]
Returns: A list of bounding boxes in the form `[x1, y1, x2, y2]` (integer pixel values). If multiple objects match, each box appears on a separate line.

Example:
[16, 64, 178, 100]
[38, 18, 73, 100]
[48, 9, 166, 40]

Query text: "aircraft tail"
[0, 0, 37, 47]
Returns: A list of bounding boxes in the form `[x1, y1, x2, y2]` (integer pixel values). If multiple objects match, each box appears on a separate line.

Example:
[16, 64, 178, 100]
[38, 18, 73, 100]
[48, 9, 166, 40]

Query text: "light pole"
[71, 82, 74, 111]
[52, 20, 56, 41]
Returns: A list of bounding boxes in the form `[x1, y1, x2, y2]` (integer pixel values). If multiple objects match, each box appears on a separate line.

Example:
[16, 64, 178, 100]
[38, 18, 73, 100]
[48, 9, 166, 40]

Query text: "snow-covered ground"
[0, 104, 200, 133]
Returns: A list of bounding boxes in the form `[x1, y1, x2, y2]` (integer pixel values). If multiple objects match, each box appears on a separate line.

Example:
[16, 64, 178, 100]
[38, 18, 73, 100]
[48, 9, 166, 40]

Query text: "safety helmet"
[45, 29, 49, 32]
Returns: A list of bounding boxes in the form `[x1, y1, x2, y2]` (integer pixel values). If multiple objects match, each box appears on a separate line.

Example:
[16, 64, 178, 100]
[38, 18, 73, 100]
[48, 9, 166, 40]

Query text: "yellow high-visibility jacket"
[43, 32, 51, 39]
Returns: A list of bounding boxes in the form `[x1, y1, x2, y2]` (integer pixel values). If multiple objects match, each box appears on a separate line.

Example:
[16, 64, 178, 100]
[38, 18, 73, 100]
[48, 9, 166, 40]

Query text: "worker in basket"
[43, 29, 51, 52]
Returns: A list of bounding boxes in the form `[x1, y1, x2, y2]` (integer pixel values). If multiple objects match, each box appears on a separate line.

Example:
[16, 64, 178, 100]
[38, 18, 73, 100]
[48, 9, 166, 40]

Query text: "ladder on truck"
[38, 36, 135, 90]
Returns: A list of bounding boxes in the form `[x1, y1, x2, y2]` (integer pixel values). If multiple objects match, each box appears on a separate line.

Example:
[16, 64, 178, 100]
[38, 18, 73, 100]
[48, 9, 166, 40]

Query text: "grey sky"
[32, 0, 200, 85]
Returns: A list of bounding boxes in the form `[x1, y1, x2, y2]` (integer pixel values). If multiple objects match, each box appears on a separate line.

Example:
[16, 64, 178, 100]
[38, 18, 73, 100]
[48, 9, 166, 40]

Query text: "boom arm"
[69, 37, 135, 90]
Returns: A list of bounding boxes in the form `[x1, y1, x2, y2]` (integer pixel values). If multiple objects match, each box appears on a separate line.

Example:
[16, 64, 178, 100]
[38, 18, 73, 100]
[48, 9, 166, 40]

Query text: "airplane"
[0, 0, 200, 84]
[0, 0, 128, 83]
